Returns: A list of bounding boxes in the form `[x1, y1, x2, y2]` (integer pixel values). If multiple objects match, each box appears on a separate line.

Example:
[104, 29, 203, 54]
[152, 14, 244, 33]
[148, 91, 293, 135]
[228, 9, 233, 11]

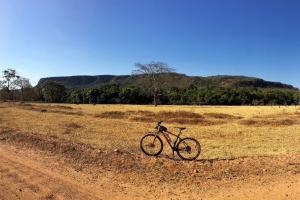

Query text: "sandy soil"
[0, 146, 102, 200]
[0, 133, 299, 200]
[0, 144, 155, 200]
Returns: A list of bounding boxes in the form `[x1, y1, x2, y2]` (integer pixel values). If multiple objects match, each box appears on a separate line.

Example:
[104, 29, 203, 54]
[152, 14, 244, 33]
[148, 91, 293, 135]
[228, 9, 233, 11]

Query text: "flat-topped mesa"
[37, 73, 298, 90]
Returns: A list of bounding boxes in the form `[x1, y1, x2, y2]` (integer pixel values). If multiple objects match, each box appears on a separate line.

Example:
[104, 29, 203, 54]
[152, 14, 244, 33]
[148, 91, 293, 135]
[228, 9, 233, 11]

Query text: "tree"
[68, 89, 85, 104]
[293, 93, 300, 105]
[119, 87, 141, 104]
[41, 81, 66, 103]
[12, 77, 32, 101]
[0, 80, 7, 101]
[2, 68, 20, 99]
[132, 61, 175, 106]
[0, 80, 4, 90]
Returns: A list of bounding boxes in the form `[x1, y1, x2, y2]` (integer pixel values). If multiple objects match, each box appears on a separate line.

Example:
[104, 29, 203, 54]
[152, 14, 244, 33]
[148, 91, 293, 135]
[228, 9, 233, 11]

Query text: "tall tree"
[41, 81, 66, 103]
[132, 61, 175, 106]
[0, 80, 6, 100]
[0, 80, 4, 89]
[12, 77, 32, 100]
[2, 68, 20, 100]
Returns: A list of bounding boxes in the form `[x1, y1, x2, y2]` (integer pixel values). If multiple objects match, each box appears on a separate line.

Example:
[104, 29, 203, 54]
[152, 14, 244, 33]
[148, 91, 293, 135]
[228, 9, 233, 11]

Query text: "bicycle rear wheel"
[176, 137, 201, 161]
[140, 133, 163, 156]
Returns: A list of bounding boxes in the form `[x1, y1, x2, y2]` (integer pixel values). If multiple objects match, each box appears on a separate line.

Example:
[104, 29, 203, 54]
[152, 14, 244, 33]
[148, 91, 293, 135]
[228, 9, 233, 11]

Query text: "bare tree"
[132, 61, 175, 106]
[13, 77, 32, 100]
[2, 68, 20, 100]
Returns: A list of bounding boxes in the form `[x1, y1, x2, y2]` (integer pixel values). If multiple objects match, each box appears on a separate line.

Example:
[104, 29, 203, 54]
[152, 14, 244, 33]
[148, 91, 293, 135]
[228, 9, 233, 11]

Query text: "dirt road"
[0, 143, 161, 200]
[0, 146, 104, 200]
[0, 143, 299, 200]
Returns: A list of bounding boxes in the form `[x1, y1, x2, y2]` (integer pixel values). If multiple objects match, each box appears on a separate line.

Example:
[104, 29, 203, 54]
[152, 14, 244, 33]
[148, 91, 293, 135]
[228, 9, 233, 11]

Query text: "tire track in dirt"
[0, 150, 103, 200]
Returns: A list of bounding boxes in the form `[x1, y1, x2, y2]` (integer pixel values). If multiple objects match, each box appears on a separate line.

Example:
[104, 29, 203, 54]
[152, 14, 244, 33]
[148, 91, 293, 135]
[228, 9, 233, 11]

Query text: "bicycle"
[140, 121, 201, 161]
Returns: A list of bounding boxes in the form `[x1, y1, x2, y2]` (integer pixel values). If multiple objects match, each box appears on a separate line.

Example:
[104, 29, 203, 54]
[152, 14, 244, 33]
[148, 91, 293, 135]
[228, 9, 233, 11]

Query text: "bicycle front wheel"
[176, 137, 201, 161]
[140, 133, 163, 156]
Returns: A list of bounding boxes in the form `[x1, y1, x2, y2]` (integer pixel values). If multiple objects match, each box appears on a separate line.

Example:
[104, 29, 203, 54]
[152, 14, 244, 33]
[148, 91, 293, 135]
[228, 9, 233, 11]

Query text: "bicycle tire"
[140, 133, 163, 156]
[176, 137, 201, 161]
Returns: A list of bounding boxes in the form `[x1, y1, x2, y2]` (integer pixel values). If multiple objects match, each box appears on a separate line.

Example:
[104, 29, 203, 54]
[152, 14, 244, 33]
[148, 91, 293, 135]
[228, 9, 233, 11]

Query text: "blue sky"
[0, 0, 300, 87]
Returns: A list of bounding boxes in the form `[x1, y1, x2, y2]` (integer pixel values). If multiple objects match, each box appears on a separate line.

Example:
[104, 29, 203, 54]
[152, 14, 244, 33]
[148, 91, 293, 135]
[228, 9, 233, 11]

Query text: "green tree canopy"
[41, 81, 66, 103]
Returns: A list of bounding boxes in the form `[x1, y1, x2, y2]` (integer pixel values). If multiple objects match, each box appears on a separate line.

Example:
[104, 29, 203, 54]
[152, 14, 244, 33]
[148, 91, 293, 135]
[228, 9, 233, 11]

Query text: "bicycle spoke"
[140, 134, 163, 156]
[176, 138, 201, 160]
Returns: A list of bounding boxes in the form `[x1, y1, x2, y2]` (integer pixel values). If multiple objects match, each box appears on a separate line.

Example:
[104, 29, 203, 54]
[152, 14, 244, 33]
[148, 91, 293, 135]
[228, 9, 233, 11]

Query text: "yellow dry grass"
[1, 102, 300, 159]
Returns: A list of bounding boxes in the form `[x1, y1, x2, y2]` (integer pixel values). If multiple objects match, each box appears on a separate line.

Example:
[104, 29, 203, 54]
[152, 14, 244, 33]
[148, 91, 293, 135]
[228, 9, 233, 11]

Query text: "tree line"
[1, 66, 300, 105]
[66, 84, 300, 105]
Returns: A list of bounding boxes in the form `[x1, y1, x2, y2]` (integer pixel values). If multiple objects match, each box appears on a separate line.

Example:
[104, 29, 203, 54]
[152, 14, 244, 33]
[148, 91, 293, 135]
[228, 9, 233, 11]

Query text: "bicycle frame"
[154, 129, 183, 151]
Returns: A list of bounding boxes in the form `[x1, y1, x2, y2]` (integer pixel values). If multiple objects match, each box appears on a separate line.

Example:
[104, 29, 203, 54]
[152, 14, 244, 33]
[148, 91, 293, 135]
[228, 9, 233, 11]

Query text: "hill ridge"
[38, 73, 298, 90]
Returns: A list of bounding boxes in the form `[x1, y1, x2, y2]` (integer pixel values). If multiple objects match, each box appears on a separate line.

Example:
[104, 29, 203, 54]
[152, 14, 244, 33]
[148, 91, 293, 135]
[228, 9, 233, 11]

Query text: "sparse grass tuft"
[63, 122, 83, 134]
[204, 112, 242, 119]
[19, 102, 34, 107]
[50, 110, 83, 116]
[130, 110, 206, 125]
[64, 122, 83, 129]
[295, 111, 300, 115]
[158, 111, 203, 119]
[95, 110, 206, 124]
[95, 111, 126, 119]
[240, 118, 298, 126]
[127, 110, 154, 116]
[17, 104, 83, 116]
[128, 110, 227, 125]
[95, 110, 249, 125]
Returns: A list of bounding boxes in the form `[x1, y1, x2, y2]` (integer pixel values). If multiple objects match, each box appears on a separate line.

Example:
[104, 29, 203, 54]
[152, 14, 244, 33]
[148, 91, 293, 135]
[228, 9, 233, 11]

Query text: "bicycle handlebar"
[155, 121, 163, 130]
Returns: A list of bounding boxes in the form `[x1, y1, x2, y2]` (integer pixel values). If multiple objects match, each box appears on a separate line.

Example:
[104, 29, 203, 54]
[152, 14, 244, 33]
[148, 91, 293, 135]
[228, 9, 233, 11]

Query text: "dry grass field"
[1, 102, 300, 159]
[0, 102, 300, 199]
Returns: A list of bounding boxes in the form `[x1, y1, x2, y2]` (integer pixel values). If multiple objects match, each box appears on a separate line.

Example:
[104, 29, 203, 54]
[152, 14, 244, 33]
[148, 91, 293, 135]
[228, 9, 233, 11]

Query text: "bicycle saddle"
[174, 127, 186, 131]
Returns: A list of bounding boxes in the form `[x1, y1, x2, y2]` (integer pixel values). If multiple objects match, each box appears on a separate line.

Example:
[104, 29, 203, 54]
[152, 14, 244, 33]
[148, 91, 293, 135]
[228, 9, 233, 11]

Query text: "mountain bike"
[140, 121, 201, 161]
